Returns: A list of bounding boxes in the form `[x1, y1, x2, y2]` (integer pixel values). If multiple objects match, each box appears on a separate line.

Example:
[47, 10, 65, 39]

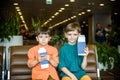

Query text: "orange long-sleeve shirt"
[27, 45, 59, 80]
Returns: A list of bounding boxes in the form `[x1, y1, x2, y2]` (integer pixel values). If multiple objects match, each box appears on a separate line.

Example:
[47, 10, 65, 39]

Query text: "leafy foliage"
[50, 34, 67, 47]
[95, 42, 120, 70]
[0, 13, 21, 42]
[31, 18, 41, 31]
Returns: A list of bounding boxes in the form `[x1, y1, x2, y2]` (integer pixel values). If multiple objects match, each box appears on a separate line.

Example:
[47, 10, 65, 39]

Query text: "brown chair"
[85, 44, 100, 80]
[9, 46, 34, 80]
[0, 46, 5, 80]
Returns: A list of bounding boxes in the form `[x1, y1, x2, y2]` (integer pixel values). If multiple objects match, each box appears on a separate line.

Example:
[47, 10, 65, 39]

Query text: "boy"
[58, 22, 91, 80]
[27, 27, 59, 80]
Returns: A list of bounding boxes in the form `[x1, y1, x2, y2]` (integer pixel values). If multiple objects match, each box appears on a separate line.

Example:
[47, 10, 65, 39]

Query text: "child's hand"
[37, 56, 42, 62]
[84, 47, 89, 56]
[37, 55, 50, 62]
[39, 54, 50, 61]
[44, 54, 50, 61]
[70, 74, 78, 80]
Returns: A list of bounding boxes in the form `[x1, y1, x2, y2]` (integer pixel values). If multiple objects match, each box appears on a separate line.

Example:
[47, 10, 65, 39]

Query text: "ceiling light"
[13, 3, 18, 6]
[15, 7, 20, 10]
[99, 3, 104, 6]
[81, 12, 85, 14]
[60, 8, 65, 10]
[68, 18, 71, 20]
[65, 4, 69, 7]
[54, 12, 59, 16]
[22, 20, 25, 23]
[71, 16, 76, 19]
[114, 12, 118, 15]
[78, 13, 82, 15]
[49, 18, 52, 21]
[81, 25, 84, 27]
[110, 0, 115, 1]
[18, 12, 22, 15]
[58, 10, 62, 12]
[20, 16, 24, 20]
[70, 0, 75, 2]
[88, 2, 94, 5]
[51, 16, 55, 18]
[87, 9, 91, 12]
[83, 21, 86, 24]
[24, 24, 28, 31]
[16, 9, 20, 11]
[15, 7, 21, 12]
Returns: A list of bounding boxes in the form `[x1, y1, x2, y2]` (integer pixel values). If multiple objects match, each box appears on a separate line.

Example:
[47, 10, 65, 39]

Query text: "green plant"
[0, 13, 21, 42]
[105, 31, 120, 46]
[50, 34, 67, 47]
[31, 17, 42, 31]
[95, 42, 120, 70]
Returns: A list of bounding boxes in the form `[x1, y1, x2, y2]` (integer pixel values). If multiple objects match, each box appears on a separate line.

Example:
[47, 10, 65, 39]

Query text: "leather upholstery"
[9, 44, 99, 80]
[86, 44, 99, 80]
[10, 46, 33, 80]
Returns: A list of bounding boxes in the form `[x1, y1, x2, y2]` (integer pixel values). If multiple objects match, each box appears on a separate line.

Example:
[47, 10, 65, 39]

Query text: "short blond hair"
[65, 22, 81, 33]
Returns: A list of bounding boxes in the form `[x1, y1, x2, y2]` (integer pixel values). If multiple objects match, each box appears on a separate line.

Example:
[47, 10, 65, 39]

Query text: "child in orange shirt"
[27, 27, 59, 80]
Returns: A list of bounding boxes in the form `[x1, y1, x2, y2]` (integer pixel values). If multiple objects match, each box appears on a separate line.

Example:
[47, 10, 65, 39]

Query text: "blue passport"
[77, 35, 86, 56]
[38, 48, 49, 69]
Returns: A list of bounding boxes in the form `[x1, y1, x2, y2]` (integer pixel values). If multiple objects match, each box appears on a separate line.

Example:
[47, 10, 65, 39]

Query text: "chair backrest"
[9, 46, 34, 80]
[85, 44, 100, 80]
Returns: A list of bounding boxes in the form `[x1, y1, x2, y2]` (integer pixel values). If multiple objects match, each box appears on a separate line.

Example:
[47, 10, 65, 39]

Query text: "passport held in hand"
[77, 35, 86, 56]
[38, 48, 49, 69]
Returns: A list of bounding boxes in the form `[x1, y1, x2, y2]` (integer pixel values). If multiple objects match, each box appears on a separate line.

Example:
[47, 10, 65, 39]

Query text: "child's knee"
[62, 76, 71, 80]
[80, 75, 91, 80]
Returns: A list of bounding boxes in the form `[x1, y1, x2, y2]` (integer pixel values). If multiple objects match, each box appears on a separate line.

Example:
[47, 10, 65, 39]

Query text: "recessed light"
[87, 9, 91, 12]
[81, 12, 85, 14]
[110, 0, 115, 1]
[51, 16, 55, 18]
[13, 3, 18, 6]
[60, 8, 65, 10]
[70, 0, 75, 2]
[78, 13, 82, 15]
[99, 3, 104, 6]
[114, 12, 118, 15]
[65, 4, 69, 7]
[58, 10, 62, 12]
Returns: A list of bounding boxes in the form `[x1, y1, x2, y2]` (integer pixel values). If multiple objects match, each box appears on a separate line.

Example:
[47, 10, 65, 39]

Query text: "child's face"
[36, 34, 51, 46]
[65, 30, 80, 45]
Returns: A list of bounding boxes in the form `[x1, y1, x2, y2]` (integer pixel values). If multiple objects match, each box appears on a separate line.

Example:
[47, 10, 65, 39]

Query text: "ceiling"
[0, 0, 119, 31]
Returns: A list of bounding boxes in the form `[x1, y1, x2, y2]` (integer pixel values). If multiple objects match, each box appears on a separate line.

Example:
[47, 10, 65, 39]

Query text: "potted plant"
[95, 42, 120, 71]
[0, 12, 23, 76]
[0, 12, 23, 46]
